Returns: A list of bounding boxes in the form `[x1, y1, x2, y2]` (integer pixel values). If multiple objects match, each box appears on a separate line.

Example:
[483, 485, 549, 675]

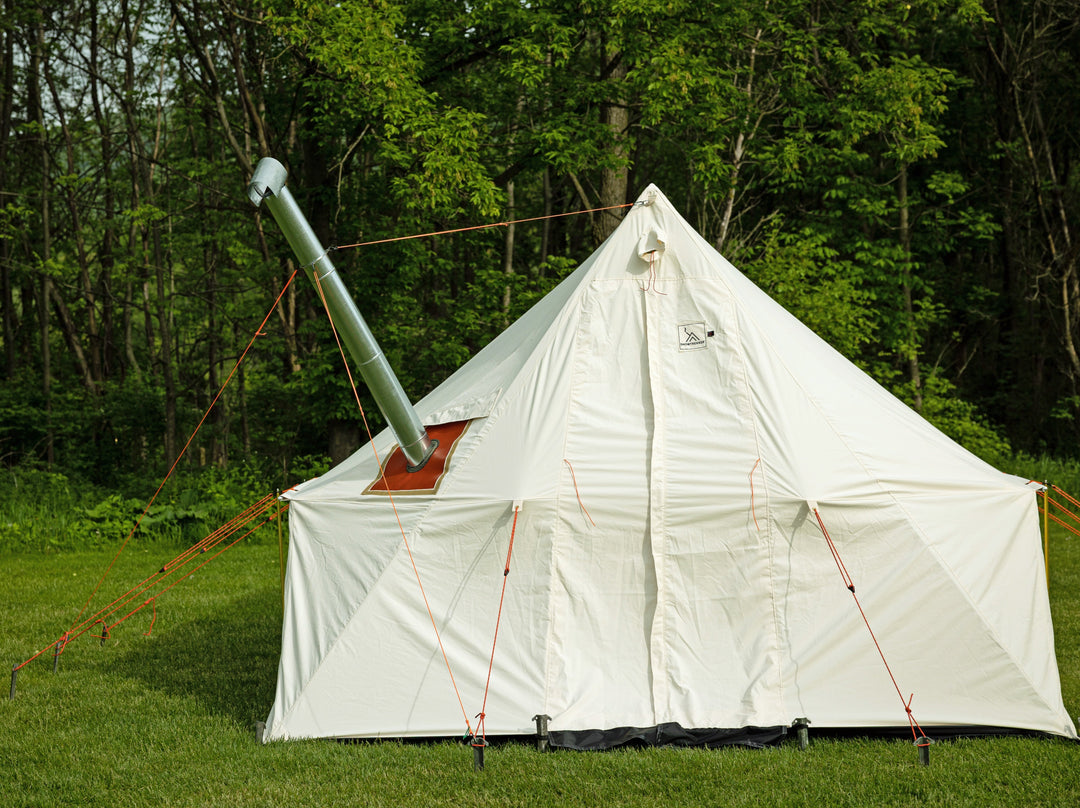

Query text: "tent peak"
[634, 183, 663, 207]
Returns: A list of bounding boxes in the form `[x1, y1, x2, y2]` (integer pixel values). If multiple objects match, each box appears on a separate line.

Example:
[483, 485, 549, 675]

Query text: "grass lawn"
[1, 527, 1077, 807]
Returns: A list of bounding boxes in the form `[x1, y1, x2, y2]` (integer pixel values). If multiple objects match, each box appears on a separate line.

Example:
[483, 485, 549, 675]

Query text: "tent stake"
[915, 736, 931, 766]
[9, 665, 16, 700]
[532, 714, 551, 753]
[792, 717, 810, 750]
[52, 634, 67, 674]
[472, 737, 486, 771]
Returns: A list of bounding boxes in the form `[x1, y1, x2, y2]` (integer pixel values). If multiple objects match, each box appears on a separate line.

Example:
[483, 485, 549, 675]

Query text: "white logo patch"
[678, 322, 708, 352]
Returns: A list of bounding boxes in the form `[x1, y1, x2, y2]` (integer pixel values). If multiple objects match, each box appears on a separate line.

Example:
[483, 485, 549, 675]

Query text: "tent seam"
[723, 291, 789, 725]
[541, 283, 597, 727]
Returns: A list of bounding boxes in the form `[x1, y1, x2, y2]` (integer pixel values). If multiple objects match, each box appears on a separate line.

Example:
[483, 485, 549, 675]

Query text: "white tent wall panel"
[656, 520, 785, 729]
[905, 488, 1059, 669]
[269, 498, 557, 738]
[375, 498, 552, 737]
[267, 495, 409, 729]
[411, 241, 597, 426]
[543, 277, 657, 733]
[437, 317, 581, 504]
[773, 502, 965, 728]
[771, 495, 1067, 733]
[545, 508, 657, 732]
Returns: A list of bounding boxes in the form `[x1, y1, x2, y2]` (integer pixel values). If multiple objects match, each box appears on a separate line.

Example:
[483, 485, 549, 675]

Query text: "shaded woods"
[1, 0, 1078, 488]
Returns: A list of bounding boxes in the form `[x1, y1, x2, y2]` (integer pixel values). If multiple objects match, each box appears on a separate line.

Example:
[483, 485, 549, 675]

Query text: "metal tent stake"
[792, 717, 810, 750]
[52, 634, 67, 674]
[533, 713, 551, 753]
[247, 158, 435, 469]
[916, 735, 931, 766]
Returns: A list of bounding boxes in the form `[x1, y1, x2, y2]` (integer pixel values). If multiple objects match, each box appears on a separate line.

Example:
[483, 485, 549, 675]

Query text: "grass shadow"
[112, 586, 281, 729]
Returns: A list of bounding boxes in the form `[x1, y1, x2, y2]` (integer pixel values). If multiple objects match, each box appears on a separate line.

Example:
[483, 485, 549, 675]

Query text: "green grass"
[1, 529, 1078, 807]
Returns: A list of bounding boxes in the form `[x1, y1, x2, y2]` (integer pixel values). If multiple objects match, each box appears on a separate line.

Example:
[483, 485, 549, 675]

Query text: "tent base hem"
[800, 725, 1079, 743]
[316, 724, 1075, 749]
[548, 723, 787, 750]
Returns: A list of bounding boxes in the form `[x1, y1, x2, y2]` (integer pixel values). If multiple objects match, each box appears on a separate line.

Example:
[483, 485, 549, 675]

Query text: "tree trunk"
[235, 322, 251, 457]
[207, 245, 228, 467]
[540, 168, 552, 267]
[123, 281, 141, 377]
[119, 0, 178, 467]
[49, 283, 96, 393]
[0, 253, 12, 378]
[898, 163, 923, 412]
[152, 224, 178, 468]
[328, 419, 360, 467]
[38, 276, 53, 465]
[89, 0, 118, 381]
[44, 51, 101, 390]
[717, 24, 766, 253]
[31, 16, 53, 463]
[169, 0, 253, 175]
[256, 214, 301, 374]
[0, 0, 15, 377]
[984, 0, 1080, 437]
[596, 48, 629, 245]
[501, 179, 515, 322]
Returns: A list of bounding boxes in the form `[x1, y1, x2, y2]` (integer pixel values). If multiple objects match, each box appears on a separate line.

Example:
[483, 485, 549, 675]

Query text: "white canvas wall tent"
[262, 184, 1077, 749]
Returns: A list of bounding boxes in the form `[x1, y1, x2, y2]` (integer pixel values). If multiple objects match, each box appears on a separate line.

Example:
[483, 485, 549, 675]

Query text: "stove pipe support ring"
[248, 158, 434, 469]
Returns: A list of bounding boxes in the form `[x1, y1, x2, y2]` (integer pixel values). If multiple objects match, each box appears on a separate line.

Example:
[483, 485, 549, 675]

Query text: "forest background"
[1, 0, 1079, 547]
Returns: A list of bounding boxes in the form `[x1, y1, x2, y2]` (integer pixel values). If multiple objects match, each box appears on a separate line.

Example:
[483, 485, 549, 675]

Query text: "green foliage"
[0, 468, 96, 553]
[0, 462, 291, 554]
[264, 0, 502, 219]
[0, 372, 167, 486]
[0, 469, 175, 553]
[743, 223, 876, 359]
[0, 200, 34, 241]
[0, 373, 49, 467]
[912, 375, 1013, 466]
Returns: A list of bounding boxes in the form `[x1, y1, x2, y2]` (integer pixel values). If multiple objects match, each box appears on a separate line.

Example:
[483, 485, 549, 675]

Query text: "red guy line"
[812, 506, 928, 743]
[69, 271, 300, 630]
